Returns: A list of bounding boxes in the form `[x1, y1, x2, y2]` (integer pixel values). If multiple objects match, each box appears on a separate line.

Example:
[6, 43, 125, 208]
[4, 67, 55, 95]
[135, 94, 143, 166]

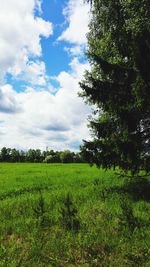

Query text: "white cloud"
[58, 0, 90, 56]
[13, 60, 47, 86]
[0, 59, 91, 151]
[0, 0, 52, 82]
[0, 84, 22, 113]
[0, 0, 91, 151]
[65, 45, 84, 56]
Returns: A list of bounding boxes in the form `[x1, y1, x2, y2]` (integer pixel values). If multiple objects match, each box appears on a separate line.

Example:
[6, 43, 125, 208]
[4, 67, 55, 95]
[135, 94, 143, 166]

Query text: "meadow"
[0, 163, 149, 267]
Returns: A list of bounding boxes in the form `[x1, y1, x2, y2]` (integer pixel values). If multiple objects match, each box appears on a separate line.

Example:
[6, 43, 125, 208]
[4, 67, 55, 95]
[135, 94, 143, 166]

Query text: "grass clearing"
[0, 163, 149, 266]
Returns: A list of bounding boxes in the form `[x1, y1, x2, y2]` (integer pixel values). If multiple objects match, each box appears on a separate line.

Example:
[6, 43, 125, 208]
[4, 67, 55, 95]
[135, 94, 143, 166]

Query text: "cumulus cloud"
[0, 59, 91, 151]
[13, 60, 47, 86]
[65, 45, 84, 56]
[0, 0, 52, 82]
[0, 84, 22, 113]
[58, 0, 90, 56]
[0, 0, 91, 151]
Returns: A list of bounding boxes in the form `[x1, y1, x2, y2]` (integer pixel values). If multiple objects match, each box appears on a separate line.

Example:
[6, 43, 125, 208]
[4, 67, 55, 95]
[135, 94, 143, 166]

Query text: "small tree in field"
[80, 0, 150, 174]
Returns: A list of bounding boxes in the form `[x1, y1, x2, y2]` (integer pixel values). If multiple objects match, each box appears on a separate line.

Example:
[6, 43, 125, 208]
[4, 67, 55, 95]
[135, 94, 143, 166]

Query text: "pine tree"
[80, 0, 150, 174]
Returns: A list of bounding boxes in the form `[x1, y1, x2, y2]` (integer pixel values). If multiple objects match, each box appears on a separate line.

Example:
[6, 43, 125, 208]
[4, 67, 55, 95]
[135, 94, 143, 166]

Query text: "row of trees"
[0, 147, 85, 163]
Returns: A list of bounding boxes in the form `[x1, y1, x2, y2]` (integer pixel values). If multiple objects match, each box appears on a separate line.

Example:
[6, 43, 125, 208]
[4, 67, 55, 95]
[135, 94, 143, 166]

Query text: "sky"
[0, 0, 91, 151]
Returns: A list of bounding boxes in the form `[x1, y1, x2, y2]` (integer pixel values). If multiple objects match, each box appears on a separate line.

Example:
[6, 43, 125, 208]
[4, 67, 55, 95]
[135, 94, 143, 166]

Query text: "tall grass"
[0, 163, 149, 266]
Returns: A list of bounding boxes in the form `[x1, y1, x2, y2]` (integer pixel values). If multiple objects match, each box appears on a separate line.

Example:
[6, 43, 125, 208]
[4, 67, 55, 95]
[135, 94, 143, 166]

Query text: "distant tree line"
[0, 147, 85, 163]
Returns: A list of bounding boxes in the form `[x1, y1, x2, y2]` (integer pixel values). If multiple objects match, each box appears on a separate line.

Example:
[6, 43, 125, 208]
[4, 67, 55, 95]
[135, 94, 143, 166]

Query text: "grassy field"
[0, 163, 149, 267]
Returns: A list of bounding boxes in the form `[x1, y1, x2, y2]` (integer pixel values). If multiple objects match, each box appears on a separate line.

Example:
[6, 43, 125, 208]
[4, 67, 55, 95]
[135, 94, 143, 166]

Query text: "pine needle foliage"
[60, 193, 80, 232]
[80, 0, 150, 174]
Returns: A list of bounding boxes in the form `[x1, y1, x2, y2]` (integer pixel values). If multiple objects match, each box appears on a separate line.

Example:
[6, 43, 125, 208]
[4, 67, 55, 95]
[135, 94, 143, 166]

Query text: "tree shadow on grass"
[98, 176, 150, 202]
[122, 176, 150, 201]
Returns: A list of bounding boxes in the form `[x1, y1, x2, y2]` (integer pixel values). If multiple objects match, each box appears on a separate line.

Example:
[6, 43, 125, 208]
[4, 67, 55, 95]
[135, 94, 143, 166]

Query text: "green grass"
[0, 163, 149, 266]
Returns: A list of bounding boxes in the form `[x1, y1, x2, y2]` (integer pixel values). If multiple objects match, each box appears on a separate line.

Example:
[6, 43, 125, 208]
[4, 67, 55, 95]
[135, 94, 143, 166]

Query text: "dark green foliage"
[60, 193, 80, 232]
[80, 0, 150, 174]
[60, 150, 75, 163]
[43, 154, 60, 163]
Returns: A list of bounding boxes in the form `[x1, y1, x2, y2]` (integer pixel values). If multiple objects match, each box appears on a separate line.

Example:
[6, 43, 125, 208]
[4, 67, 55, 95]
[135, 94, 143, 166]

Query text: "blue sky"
[41, 0, 70, 75]
[0, 0, 91, 151]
